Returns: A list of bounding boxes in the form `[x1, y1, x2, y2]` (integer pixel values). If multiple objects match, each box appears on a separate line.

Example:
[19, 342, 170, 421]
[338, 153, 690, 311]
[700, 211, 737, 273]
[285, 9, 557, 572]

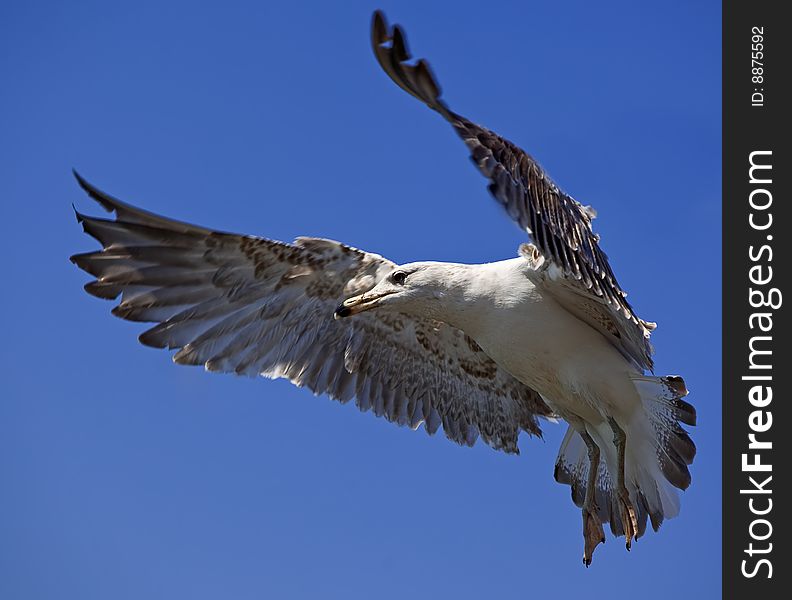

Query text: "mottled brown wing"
[371, 10, 655, 371]
[70, 172, 552, 452]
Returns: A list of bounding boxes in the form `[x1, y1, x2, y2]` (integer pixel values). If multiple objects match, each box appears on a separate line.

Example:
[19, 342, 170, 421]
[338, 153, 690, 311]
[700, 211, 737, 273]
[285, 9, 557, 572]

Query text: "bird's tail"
[554, 375, 695, 537]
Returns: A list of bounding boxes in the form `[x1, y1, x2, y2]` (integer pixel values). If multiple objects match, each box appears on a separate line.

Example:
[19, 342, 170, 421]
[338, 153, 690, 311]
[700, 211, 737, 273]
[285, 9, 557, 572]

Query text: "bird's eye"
[391, 271, 407, 285]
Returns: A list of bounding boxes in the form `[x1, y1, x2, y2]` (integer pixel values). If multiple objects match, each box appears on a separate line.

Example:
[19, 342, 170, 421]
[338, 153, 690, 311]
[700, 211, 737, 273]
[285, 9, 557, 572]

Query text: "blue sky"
[0, 1, 721, 598]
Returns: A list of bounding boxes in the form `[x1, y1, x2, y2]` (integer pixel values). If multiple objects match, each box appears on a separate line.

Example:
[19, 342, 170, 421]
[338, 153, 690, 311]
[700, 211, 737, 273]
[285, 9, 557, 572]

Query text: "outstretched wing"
[371, 11, 655, 371]
[70, 172, 553, 453]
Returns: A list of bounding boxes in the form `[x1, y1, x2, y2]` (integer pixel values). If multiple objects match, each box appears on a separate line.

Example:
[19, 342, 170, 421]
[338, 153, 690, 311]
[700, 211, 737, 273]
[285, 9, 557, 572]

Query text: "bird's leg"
[608, 417, 639, 550]
[578, 427, 605, 567]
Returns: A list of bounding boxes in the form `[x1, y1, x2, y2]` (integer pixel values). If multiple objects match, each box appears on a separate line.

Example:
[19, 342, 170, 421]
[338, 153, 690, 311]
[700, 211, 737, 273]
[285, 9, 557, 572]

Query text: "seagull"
[70, 10, 695, 566]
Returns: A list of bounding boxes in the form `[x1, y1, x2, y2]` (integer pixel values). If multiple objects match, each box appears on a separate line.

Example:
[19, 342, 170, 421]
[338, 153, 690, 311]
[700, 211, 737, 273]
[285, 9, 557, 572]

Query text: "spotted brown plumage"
[371, 10, 654, 371]
[69, 11, 696, 567]
[70, 171, 552, 454]
[368, 11, 694, 564]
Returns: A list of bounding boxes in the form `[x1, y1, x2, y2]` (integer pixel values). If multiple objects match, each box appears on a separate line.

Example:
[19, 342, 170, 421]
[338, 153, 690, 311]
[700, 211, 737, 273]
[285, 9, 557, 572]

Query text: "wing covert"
[71, 173, 553, 452]
[371, 10, 655, 371]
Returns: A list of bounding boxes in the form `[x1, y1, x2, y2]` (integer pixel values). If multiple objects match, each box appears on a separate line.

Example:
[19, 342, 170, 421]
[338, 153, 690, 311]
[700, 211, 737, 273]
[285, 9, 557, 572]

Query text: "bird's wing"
[519, 244, 654, 371]
[70, 173, 553, 453]
[371, 11, 655, 371]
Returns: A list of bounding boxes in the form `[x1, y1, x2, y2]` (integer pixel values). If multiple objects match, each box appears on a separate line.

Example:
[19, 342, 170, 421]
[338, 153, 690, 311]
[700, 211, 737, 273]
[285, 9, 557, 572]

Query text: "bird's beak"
[334, 291, 395, 319]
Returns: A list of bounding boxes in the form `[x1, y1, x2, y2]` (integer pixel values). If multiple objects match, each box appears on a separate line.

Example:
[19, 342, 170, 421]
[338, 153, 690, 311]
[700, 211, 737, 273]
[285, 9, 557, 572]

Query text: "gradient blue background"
[0, 1, 721, 598]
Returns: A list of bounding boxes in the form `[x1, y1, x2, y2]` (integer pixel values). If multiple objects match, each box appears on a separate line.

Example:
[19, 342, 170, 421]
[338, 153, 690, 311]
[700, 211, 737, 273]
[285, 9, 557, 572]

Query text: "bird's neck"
[425, 259, 529, 337]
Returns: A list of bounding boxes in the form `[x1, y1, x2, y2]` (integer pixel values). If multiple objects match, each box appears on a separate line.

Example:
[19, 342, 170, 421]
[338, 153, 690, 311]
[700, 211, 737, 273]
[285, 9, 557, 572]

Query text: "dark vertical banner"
[723, 2, 790, 597]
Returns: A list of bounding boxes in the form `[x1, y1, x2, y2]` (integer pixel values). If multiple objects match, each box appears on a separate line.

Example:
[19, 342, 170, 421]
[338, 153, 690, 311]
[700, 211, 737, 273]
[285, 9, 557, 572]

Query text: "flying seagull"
[70, 10, 695, 566]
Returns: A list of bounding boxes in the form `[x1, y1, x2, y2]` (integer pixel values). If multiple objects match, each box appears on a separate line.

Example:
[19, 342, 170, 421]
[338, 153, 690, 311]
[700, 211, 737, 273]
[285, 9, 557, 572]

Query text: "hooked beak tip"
[334, 305, 352, 319]
[335, 290, 395, 319]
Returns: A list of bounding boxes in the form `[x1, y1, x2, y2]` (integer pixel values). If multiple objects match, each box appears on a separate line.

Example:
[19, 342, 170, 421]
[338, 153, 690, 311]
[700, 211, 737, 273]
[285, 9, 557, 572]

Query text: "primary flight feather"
[71, 10, 695, 566]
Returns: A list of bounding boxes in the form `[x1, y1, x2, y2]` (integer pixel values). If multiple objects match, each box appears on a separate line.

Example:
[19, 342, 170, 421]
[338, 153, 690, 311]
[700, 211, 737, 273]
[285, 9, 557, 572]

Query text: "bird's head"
[334, 262, 453, 320]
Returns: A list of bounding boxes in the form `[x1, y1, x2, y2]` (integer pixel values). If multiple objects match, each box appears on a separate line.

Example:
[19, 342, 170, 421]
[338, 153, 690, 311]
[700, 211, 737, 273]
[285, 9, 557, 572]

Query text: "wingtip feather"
[72, 169, 122, 214]
[71, 203, 84, 223]
[370, 9, 450, 117]
[371, 10, 387, 44]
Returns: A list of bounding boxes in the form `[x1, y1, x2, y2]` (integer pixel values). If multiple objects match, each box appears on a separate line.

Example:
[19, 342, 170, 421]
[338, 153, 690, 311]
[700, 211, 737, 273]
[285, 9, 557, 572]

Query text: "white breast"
[454, 259, 641, 424]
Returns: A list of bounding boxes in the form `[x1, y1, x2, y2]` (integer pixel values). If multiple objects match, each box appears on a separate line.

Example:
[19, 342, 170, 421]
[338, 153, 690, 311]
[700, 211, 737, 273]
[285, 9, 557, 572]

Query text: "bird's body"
[399, 258, 638, 426]
[340, 256, 680, 536]
[69, 10, 695, 566]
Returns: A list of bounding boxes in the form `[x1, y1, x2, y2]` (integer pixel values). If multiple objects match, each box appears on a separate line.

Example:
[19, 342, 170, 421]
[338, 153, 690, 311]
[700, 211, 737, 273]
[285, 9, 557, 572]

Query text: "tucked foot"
[617, 490, 639, 551]
[582, 507, 605, 567]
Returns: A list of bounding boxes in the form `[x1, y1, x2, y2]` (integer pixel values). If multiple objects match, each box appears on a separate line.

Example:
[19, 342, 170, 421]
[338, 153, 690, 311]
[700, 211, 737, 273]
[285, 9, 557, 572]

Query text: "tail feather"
[554, 375, 695, 538]
[633, 375, 697, 492]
